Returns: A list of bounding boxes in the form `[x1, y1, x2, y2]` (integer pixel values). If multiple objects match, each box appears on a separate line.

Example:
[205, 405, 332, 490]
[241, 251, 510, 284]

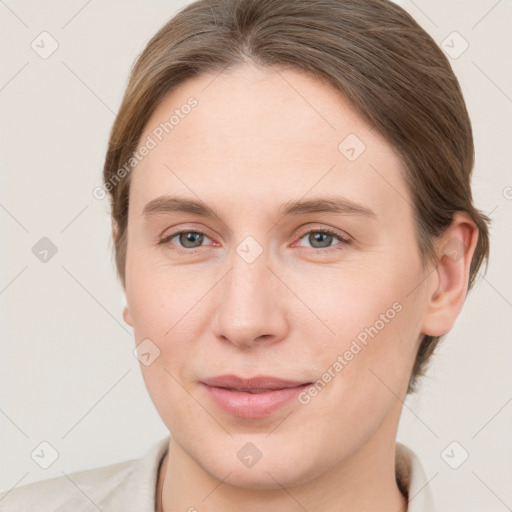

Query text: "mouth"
[201, 374, 312, 391]
[200, 375, 313, 419]
[221, 388, 290, 394]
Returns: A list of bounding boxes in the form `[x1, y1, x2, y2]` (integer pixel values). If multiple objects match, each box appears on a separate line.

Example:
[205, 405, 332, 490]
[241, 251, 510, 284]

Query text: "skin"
[119, 62, 478, 512]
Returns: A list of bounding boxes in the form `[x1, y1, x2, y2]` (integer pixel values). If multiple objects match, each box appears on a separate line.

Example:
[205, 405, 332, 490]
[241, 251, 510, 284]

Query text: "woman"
[0, 0, 490, 510]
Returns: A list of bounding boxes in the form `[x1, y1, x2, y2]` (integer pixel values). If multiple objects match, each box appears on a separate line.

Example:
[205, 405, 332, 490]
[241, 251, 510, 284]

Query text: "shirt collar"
[396, 441, 436, 511]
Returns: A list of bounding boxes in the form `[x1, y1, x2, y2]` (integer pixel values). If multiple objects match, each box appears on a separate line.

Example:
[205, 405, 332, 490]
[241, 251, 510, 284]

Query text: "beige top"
[0, 438, 435, 511]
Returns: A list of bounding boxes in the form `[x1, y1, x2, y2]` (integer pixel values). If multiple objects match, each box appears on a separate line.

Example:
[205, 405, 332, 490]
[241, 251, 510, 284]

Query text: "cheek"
[303, 251, 424, 400]
[125, 245, 199, 338]
[292, 290, 419, 461]
[125, 252, 210, 420]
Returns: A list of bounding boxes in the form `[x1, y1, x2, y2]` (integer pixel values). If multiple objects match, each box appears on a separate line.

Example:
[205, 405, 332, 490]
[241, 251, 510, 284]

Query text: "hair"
[103, 0, 491, 393]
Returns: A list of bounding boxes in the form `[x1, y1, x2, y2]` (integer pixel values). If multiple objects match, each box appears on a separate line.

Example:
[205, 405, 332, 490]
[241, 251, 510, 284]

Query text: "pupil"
[311, 232, 332, 248]
[181, 232, 203, 248]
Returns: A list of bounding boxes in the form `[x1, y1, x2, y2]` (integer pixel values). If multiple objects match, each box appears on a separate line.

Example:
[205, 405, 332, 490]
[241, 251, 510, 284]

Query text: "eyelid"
[158, 224, 217, 250]
[158, 222, 213, 240]
[293, 226, 352, 250]
[159, 224, 352, 251]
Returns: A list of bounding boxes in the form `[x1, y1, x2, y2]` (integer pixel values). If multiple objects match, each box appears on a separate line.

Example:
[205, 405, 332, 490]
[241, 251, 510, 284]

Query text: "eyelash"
[159, 227, 351, 253]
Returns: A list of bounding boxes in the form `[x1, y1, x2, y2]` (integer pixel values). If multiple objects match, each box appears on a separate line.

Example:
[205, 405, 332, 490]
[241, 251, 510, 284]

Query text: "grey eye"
[306, 231, 335, 249]
[175, 231, 208, 248]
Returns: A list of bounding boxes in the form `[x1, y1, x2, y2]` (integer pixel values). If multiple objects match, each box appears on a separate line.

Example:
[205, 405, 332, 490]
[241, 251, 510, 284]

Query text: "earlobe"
[123, 305, 133, 327]
[421, 213, 479, 337]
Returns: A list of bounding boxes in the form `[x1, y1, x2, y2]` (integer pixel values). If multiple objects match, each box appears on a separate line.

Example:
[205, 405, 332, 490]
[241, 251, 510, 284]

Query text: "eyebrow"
[142, 195, 377, 220]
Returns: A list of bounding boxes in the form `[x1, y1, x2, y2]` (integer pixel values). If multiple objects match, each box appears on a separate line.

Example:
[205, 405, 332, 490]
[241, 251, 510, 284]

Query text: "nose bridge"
[213, 239, 286, 348]
[226, 244, 272, 321]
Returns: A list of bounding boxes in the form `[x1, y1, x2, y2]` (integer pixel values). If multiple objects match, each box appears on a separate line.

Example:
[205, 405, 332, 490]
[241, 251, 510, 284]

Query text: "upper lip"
[201, 375, 311, 391]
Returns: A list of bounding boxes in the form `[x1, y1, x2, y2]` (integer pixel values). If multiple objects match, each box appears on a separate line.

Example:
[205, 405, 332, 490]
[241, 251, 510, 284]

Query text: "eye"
[160, 230, 213, 250]
[295, 228, 351, 251]
[159, 227, 351, 253]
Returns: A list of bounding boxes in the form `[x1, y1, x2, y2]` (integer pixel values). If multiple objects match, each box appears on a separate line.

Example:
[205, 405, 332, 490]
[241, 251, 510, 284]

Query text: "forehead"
[130, 63, 411, 222]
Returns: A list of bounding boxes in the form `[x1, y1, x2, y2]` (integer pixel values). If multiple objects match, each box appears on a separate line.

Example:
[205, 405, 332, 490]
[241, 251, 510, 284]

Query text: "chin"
[208, 463, 308, 491]
[192, 441, 322, 491]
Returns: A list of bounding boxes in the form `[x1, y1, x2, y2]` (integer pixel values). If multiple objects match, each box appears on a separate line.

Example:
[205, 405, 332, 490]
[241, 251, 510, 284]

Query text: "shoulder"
[0, 459, 135, 512]
[0, 436, 169, 512]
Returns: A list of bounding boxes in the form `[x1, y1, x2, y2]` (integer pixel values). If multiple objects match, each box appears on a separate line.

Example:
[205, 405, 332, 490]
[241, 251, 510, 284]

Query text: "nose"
[212, 246, 289, 350]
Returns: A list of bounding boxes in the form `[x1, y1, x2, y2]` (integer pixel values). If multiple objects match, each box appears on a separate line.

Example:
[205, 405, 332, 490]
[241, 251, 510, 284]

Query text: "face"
[123, 62, 432, 488]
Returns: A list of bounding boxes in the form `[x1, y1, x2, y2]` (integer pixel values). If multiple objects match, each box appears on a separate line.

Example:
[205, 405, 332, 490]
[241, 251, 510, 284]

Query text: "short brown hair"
[103, 0, 491, 393]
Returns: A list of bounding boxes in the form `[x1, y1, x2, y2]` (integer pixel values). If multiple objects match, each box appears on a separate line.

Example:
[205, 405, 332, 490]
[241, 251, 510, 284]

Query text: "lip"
[200, 375, 312, 419]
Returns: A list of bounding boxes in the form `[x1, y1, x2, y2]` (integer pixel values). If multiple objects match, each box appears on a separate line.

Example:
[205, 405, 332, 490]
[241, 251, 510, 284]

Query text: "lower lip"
[201, 383, 310, 419]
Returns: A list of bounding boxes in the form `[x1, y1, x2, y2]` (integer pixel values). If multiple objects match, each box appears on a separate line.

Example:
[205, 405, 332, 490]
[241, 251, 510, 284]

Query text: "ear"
[123, 305, 133, 327]
[115, 221, 131, 326]
[421, 212, 479, 337]
[121, 292, 133, 326]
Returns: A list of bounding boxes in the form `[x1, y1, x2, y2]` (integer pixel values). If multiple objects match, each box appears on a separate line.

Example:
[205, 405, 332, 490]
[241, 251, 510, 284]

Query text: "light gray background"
[0, 1, 511, 511]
